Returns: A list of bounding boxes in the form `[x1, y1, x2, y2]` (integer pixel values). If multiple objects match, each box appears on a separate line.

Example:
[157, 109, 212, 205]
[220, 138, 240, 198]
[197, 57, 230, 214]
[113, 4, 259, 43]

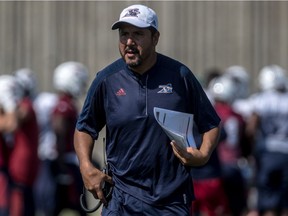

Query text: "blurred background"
[0, 1, 287, 93]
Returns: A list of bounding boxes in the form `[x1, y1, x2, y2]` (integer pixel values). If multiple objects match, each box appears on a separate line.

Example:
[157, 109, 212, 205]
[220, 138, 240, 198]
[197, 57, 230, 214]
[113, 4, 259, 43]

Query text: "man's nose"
[126, 37, 135, 45]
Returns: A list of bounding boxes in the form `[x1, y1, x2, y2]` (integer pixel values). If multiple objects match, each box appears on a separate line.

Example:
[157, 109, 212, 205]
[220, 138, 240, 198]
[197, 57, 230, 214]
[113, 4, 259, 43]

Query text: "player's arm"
[0, 106, 18, 133]
[74, 129, 113, 205]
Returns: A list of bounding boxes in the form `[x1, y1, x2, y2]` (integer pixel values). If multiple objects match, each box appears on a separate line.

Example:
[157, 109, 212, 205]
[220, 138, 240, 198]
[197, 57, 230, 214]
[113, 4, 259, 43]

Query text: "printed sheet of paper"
[153, 107, 196, 149]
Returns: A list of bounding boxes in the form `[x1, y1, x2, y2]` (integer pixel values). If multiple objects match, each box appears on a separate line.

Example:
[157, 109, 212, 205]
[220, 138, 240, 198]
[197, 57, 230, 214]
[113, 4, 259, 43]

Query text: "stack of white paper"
[153, 107, 197, 149]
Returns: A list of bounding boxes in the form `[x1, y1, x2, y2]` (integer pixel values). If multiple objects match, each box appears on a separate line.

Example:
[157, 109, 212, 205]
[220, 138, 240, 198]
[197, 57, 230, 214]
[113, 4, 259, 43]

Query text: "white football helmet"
[14, 68, 38, 99]
[208, 75, 236, 103]
[0, 74, 23, 112]
[224, 65, 250, 99]
[258, 65, 287, 91]
[53, 61, 89, 98]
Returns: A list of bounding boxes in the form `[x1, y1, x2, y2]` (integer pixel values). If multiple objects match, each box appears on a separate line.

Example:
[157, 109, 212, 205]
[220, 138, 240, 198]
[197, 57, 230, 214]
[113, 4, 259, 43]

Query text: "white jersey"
[33, 92, 58, 160]
[250, 89, 288, 153]
[232, 98, 253, 121]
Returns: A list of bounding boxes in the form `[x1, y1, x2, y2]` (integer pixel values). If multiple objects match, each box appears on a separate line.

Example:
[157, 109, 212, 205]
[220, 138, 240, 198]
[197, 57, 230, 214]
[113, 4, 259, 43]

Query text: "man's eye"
[135, 32, 144, 36]
[120, 32, 128, 37]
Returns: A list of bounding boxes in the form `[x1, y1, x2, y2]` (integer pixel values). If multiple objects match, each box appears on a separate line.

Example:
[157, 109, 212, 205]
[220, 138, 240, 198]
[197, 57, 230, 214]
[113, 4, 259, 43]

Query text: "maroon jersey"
[214, 102, 244, 164]
[0, 134, 9, 168]
[52, 94, 78, 153]
[9, 98, 39, 186]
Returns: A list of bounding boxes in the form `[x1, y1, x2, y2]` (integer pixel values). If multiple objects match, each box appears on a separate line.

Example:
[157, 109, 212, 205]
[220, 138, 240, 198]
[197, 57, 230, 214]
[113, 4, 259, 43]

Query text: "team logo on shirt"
[157, 83, 173, 93]
[116, 88, 126, 96]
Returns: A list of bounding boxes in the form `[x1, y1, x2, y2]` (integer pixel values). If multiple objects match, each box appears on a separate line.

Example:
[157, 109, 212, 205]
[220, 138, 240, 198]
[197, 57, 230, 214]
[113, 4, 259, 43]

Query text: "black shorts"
[101, 187, 191, 216]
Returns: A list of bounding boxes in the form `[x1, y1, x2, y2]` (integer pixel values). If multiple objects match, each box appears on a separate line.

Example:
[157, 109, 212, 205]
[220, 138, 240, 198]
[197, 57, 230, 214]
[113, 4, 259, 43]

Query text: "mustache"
[125, 46, 139, 54]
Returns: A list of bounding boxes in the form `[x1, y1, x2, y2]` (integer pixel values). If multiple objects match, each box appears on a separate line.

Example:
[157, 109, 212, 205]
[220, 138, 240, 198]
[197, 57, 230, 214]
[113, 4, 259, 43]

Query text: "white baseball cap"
[111, 4, 158, 31]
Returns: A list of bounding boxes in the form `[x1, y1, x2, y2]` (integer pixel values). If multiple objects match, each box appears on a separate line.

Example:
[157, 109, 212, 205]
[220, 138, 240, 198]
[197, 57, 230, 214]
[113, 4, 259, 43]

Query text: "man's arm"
[171, 126, 220, 166]
[0, 105, 19, 133]
[74, 129, 113, 205]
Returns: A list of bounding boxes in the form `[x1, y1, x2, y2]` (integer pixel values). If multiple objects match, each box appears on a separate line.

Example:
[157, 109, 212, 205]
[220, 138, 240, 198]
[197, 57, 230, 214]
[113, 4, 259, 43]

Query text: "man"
[0, 73, 39, 216]
[51, 61, 88, 216]
[74, 4, 220, 215]
[246, 65, 288, 216]
[191, 74, 232, 216]
[0, 75, 22, 216]
[10, 69, 39, 216]
[209, 75, 247, 216]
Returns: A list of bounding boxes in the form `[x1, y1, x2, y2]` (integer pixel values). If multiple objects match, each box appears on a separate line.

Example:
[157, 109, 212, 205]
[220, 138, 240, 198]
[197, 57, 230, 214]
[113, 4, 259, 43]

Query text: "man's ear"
[153, 31, 160, 46]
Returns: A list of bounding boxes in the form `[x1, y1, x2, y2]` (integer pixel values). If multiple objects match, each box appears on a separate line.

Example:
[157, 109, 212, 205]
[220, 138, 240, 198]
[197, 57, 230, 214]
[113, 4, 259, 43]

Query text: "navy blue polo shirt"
[76, 53, 220, 206]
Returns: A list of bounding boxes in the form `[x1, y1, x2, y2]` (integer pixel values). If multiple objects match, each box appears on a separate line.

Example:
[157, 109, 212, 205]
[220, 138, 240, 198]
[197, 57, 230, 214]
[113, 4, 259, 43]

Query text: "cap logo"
[123, 8, 140, 18]
[111, 4, 158, 31]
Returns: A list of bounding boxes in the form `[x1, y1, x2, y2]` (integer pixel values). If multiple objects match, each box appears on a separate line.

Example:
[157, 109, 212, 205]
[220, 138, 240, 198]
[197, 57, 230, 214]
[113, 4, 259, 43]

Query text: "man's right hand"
[74, 130, 114, 204]
[80, 163, 114, 205]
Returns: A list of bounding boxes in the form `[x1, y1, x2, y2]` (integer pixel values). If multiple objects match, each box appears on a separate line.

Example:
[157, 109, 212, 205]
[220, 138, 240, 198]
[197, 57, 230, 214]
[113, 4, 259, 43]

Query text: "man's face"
[118, 24, 159, 70]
